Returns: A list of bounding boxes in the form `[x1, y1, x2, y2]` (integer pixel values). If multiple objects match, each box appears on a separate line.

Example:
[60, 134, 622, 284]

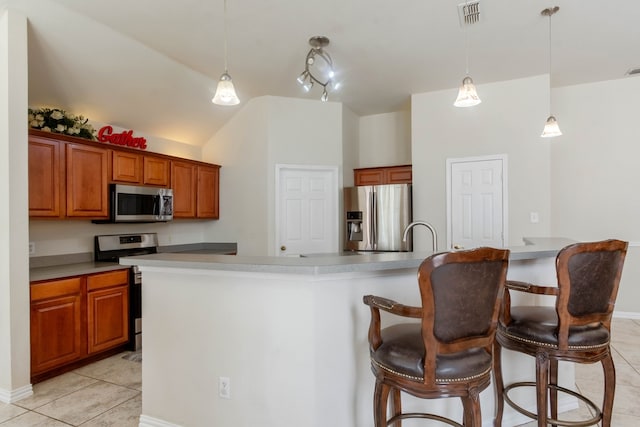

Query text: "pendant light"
[212, 0, 240, 106]
[454, 0, 481, 107]
[540, 6, 561, 137]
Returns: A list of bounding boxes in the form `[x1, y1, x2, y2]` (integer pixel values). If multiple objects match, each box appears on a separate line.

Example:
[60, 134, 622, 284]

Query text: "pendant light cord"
[547, 12, 552, 114]
[464, 0, 470, 75]
[223, 0, 229, 73]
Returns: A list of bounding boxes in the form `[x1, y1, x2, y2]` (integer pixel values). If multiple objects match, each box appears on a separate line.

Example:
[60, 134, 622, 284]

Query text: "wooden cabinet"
[197, 164, 220, 219]
[112, 151, 142, 183]
[30, 278, 83, 376]
[27, 130, 219, 220]
[354, 165, 412, 186]
[29, 138, 63, 217]
[111, 151, 170, 187]
[172, 161, 220, 219]
[30, 269, 130, 382]
[87, 270, 129, 354]
[143, 155, 170, 187]
[171, 160, 197, 217]
[66, 143, 109, 218]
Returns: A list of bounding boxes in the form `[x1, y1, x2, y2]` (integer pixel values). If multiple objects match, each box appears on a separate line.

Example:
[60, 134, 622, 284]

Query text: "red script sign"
[97, 126, 147, 150]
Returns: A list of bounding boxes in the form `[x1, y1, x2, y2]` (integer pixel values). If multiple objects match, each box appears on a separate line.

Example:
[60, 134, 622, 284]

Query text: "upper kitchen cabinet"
[29, 137, 63, 217]
[66, 143, 109, 218]
[143, 155, 170, 187]
[196, 164, 220, 219]
[111, 151, 170, 187]
[171, 160, 220, 219]
[171, 160, 197, 218]
[354, 165, 412, 186]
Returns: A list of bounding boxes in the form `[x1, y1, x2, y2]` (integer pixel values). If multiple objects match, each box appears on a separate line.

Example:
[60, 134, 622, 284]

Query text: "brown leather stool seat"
[364, 247, 510, 427]
[493, 239, 628, 427]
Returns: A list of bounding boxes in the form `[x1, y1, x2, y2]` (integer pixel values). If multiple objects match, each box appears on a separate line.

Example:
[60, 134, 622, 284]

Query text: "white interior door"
[276, 165, 339, 256]
[446, 155, 507, 250]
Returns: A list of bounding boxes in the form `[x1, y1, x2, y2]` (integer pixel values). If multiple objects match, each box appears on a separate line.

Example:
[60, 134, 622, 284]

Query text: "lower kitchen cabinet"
[30, 269, 130, 382]
[30, 278, 83, 376]
[87, 270, 129, 354]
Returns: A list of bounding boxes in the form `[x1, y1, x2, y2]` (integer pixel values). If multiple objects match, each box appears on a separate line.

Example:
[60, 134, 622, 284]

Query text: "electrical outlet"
[29, 242, 36, 255]
[219, 376, 231, 399]
[529, 212, 540, 224]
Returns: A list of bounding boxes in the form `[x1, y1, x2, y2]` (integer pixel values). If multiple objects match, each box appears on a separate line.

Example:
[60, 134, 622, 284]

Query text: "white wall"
[0, 7, 31, 401]
[202, 96, 344, 256]
[411, 75, 552, 251]
[550, 77, 640, 314]
[358, 110, 411, 167]
[201, 97, 270, 255]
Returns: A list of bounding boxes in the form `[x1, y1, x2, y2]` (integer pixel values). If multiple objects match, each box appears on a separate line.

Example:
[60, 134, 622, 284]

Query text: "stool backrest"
[556, 240, 627, 339]
[417, 247, 509, 377]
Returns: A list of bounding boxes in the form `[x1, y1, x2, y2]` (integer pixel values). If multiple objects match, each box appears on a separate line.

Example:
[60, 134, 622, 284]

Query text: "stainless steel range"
[94, 233, 158, 351]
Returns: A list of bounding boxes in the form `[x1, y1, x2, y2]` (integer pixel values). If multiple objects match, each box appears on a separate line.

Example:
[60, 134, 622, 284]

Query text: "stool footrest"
[388, 412, 463, 427]
[503, 381, 602, 427]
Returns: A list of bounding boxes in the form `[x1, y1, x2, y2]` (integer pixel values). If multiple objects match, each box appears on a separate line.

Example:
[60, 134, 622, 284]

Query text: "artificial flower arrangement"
[28, 107, 97, 141]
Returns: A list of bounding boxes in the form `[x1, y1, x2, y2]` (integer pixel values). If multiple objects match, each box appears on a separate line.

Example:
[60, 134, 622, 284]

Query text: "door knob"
[453, 244, 464, 250]
[280, 245, 286, 251]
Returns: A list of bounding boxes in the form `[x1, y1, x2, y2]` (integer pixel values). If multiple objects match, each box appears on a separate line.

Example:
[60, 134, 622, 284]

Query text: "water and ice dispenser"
[346, 211, 363, 242]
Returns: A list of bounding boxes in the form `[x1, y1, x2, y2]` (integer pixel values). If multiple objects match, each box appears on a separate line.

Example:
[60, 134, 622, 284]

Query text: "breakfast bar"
[121, 238, 577, 427]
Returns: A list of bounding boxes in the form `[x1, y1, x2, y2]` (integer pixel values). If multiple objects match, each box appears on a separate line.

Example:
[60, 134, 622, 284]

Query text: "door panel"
[448, 157, 505, 250]
[277, 166, 338, 256]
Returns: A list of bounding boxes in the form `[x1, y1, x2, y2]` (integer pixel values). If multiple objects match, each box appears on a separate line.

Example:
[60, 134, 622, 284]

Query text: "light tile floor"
[0, 318, 638, 426]
[0, 352, 141, 426]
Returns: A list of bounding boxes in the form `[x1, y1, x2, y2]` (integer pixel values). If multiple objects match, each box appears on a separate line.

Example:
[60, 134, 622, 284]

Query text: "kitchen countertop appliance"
[94, 232, 159, 351]
[344, 184, 412, 252]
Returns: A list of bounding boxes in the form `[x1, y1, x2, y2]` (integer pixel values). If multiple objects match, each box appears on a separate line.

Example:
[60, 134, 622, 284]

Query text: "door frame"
[445, 154, 509, 249]
[274, 164, 340, 256]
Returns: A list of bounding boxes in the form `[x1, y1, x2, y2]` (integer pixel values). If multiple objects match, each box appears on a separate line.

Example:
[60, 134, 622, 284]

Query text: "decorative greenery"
[28, 107, 97, 140]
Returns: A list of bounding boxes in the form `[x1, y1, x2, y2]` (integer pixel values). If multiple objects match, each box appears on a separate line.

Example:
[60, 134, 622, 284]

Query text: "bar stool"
[363, 247, 509, 426]
[493, 239, 628, 427]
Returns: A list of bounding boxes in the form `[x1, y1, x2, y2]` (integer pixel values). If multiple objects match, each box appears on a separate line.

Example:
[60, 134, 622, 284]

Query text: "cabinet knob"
[280, 245, 286, 251]
[453, 244, 464, 250]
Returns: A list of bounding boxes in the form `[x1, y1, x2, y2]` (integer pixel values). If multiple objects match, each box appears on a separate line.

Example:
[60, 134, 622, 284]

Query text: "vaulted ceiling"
[8, 0, 640, 145]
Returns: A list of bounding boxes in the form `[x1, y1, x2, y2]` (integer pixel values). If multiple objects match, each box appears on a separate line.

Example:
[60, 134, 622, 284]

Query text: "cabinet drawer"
[87, 270, 129, 291]
[31, 277, 82, 302]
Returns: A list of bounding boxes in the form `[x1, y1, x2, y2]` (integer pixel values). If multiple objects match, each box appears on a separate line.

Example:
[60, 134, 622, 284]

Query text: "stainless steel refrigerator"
[344, 184, 412, 252]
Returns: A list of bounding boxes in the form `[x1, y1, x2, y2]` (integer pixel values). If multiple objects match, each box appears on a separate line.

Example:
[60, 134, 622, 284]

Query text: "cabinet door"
[143, 155, 170, 187]
[354, 168, 384, 186]
[30, 278, 83, 375]
[386, 165, 412, 184]
[29, 138, 62, 217]
[87, 270, 129, 354]
[112, 150, 142, 183]
[171, 160, 197, 218]
[66, 143, 109, 218]
[196, 165, 220, 218]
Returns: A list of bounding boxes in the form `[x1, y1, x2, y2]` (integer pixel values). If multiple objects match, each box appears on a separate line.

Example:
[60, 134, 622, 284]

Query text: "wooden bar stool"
[493, 239, 628, 427]
[363, 247, 510, 426]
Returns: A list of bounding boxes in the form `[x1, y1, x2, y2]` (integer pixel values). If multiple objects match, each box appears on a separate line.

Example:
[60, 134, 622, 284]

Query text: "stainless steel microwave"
[109, 184, 173, 222]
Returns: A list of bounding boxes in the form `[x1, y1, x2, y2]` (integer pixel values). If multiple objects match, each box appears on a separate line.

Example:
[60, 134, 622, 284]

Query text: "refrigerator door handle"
[371, 189, 377, 250]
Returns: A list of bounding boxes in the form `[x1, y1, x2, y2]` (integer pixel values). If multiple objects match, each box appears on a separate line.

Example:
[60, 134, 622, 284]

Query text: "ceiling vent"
[458, 1, 481, 26]
[626, 67, 640, 77]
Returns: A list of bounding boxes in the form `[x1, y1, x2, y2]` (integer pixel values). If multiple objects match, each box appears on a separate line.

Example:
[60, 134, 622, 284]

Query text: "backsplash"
[29, 219, 206, 257]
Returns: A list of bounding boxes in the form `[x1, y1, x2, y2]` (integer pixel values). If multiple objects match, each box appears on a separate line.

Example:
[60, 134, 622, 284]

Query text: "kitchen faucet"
[403, 221, 438, 253]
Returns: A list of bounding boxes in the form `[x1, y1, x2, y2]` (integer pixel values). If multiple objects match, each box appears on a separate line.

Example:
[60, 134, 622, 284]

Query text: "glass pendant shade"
[541, 115, 562, 138]
[212, 72, 240, 106]
[454, 76, 482, 107]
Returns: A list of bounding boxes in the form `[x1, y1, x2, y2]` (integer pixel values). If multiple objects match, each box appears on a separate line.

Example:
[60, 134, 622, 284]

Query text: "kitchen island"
[121, 238, 577, 427]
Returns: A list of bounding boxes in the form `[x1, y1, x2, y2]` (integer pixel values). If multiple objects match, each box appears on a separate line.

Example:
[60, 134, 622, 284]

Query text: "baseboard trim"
[614, 311, 640, 320]
[0, 384, 33, 404]
[139, 414, 183, 427]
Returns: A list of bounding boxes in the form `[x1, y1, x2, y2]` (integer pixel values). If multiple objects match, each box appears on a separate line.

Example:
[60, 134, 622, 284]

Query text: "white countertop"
[120, 237, 577, 275]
